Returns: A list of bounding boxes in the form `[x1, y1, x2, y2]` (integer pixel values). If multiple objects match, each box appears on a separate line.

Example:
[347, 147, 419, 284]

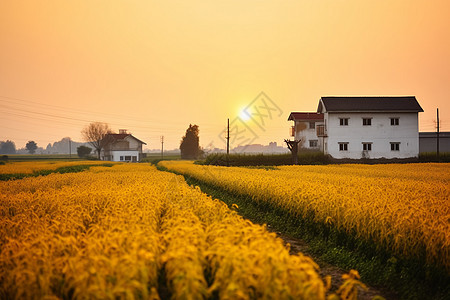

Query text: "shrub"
[77, 146, 92, 158]
[200, 152, 329, 166]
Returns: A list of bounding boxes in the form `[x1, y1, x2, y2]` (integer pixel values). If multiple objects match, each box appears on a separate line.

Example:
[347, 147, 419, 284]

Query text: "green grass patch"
[157, 164, 450, 300]
[419, 152, 450, 162]
[4, 154, 87, 161]
[141, 153, 181, 165]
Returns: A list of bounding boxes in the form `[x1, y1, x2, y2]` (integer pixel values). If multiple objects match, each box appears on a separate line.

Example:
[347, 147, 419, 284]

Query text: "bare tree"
[81, 122, 114, 159]
[284, 139, 301, 165]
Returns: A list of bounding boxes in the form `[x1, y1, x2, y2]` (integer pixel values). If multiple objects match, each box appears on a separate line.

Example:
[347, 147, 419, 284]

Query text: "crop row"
[159, 161, 450, 271]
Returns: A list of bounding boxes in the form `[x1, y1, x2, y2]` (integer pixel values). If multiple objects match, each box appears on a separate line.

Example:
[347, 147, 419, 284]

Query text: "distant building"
[101, 131, 147, 162]
[419, 132, 450, 153]
[288, 112, 324, 150]
[289, 96, 424, 159]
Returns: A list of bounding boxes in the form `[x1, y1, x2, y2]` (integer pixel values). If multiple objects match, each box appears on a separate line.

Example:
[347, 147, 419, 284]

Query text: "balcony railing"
[316, 125, 327, 137]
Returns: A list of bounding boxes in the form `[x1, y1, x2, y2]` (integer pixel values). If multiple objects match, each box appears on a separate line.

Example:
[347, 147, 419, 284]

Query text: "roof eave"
[288, 112, 324, 121]
[122, 134, 146, 145]
[317, 99, 326, 113]
[326, 110, 423, 113]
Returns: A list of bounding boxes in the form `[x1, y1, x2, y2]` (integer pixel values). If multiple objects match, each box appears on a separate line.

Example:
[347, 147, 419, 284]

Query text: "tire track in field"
[273, 230, 398, 300]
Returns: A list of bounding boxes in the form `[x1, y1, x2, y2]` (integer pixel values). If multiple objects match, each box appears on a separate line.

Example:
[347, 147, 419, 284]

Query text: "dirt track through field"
[274, 230, 398, 300]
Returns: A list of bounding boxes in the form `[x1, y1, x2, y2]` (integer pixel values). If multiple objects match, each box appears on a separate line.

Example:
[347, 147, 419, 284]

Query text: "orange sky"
[1, 0, 449, 150]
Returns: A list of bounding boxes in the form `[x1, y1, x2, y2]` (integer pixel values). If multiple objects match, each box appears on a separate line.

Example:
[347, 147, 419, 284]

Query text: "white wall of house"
[109, 150, 140, 162]
[294, 120, 324, 150]
[101, 135, 146, 162]
[324, 112, 419, 159]
[125, 136, 143, 151]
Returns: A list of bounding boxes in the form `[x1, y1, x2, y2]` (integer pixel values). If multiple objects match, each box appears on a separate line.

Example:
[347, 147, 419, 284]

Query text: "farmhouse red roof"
[288, 112, 324, 121]
[108, 134, 129, 140]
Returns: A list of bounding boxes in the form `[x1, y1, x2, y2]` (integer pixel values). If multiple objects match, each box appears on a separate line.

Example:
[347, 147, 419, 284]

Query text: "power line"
[0, 95, 172, 124]
[0, 105, 192, 134]
[0, 95, 224, 128]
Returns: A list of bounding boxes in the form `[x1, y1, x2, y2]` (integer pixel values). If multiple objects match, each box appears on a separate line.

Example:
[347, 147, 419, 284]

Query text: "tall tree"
[0, 140, 16, 154]
[26, 141, 38, 154]
[180, 124, 201, 159]
[81, 122, 114, 159]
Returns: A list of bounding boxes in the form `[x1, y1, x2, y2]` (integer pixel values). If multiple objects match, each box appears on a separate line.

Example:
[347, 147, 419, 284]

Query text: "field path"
[274, 230, 398, 300]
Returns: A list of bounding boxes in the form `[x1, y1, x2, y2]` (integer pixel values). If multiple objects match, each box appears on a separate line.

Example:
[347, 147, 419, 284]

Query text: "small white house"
[316, 96, 423, 159]
[101, 131, 146, 162]
[288, 112, 324, 150]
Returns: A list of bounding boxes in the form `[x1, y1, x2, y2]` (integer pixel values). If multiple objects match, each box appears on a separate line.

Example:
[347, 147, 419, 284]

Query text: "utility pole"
[437, 108, 440, 160]
[161, 136, 164, 160]
[226, 118, 230, 167]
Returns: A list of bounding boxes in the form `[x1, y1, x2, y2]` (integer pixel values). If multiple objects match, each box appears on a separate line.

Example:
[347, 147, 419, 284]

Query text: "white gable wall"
[325, 112, 419, 159]
[294, 120, 324, 149]
[124, 136, 143, 150]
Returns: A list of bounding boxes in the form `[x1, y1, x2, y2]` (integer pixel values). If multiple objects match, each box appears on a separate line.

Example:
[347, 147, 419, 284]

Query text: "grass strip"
[157, 164, 450, 300]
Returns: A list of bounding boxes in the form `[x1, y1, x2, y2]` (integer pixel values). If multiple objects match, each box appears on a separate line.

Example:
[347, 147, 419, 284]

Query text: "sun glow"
[239, 108, 251, 121]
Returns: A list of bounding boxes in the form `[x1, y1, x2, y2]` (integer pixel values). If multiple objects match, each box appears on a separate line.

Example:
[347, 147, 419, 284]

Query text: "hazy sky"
[1, 0, 449, 150]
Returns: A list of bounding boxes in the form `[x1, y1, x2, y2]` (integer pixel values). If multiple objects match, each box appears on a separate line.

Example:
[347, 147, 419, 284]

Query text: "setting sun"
[239, 107, 252, 121]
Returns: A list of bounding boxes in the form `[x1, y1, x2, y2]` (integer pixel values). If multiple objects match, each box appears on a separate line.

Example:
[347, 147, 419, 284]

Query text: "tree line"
[0, 139, 93, 157]
[0, 140, 38, 155]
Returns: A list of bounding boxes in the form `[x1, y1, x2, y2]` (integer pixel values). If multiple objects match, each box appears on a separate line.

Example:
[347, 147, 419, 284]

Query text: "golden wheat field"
[0, 163, 364, 299]
[0, 160, 109, 174]
[159, 161, 450, 271]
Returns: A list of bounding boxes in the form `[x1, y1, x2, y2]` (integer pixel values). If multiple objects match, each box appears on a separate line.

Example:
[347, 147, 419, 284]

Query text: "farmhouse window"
[339, 118, 349, 126]
[362, 118, 372, 126]
[362, 143, 372, 151]
[390, 118, 399, 126]
[309, 122, 315, 129]
[125, 156, 132, 161]
[309, 140, 318, 148]
[338, 142, 348, 151]
[390, 142, 400, 151]
[120, 156, 124, 161]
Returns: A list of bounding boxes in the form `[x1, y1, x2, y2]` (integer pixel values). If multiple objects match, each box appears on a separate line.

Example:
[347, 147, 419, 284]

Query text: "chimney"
[119, 129, 128, 134]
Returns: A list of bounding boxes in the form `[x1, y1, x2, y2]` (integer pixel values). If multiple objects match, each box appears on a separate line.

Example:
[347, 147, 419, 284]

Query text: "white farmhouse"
[101, 130, 147, 162]
[288, 112, 324, 150]
[316, 96, 423, 159]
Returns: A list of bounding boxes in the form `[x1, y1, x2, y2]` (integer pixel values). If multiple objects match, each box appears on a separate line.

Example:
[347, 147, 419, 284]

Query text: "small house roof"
[317, 96, 424, 113]
[288, 112, 324, 121]
[107, 133, 147, 145]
